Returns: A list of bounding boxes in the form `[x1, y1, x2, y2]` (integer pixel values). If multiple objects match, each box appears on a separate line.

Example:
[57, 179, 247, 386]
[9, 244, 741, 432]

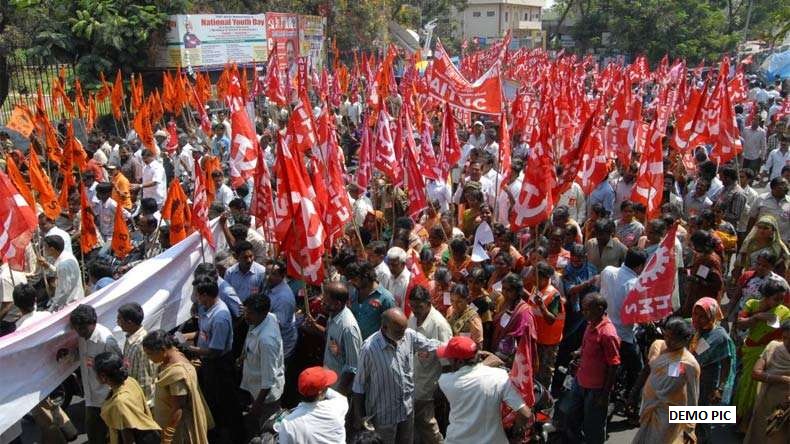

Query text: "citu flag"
[265, 46, 287, 107]
[4, 155, 35, 208]
[161, 179, 191, 245]
[110, 202, 133, 259]
[225, 71, 259, 188]
[79, 184, 100, 254]
[510, 138, 555, 230]
[0, 170, 38, 271]
[401, 109, 428, 219]
[191, 162, 215, 248]
[28, 147, 61, 220]
[249, 143, 275, 238]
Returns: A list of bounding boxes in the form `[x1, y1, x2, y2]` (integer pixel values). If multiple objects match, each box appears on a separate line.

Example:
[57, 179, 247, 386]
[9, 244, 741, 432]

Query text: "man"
[92, 182, 128, 243]
[352, 308, 440, 444]
[118, 143, 143, 184]
[612, 162, 638, 220]
[186, 277, 244, 444]
[347, 261, 397, 339]
[276, 367, 348, 443]
[365, 241, 392, 285]
[426, 179, 452, 213]
[241, 293, 285, 439]
[38, 213, 72, 254]
[762, 132, 789, 180]
[482, 129, 499, 161]
[212, 124, 231, 160]
[716, 166, 747, 228]
[349, 182, 373, 227]
[12, 283, 49, 329]
[438, 336, 533, 443]
[225, 219, 268, 265]
[212, 170, 235, 208]
[557, 294, 620, 444]
[223, 240, 266, 303]
[587, 175, 615, 218]
[262, 260, 297, 359]
[56, 304, 121, 444]
[382, 247, 411, 309]
[529, 262, 566, 388]
[407, 286, 452, 444]
[557, 173, 587, 224]
[39, 235, 84, 312]
[108, 165, 132, 209]
[599, 248, 647, 399]
[452, 161, 496, 207]
[683, 178, 713, 217]
[747, 177, 790, 244]
[737, 168, 760, 242]
[310, 282, 362, 395]
[496, 158, 524, 224]
[466, 121, 486, 151]
[741, 118, 767, 172]
[585, 219, 627, 271]
[116, 303, 156, 404]
[173, 134, 195, 183]
[134, 149, 166, 208]
[0, 259, 27, 335]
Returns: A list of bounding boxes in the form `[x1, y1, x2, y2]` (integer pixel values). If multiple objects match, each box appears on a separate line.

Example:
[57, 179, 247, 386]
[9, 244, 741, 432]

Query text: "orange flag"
[97, 71, 112, 101]
[149, 89, 164, 123]
[5, 156, 35, 208]
[161, 179, 192, 245]
[34, 86, 62, 167]
[240, 68, 249, 102]
[79, 185, 99, 254]
[174, 72, 189, 113]
[6, 105, 36, 137]
[130, 74, 144, 113]
[28, 148, 61, 219]
[74, 79, 88, 117]
[132, 99, 156, 154]
[58, 173, 71, 213]
[111, 69, 124, 120]
[63, 123, 88, 173]
[202, 155, 221, 205]
[110, 203, 132, 259]
[87, 93, 97, 131]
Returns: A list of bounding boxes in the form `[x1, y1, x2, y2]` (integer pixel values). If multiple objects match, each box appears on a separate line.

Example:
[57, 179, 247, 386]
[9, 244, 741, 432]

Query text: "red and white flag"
[498, 110, 512, 191]
[373, 106, 403, 184]
[439, 103, 462, 176]
[511, 142, 555, 229]
[265, 46, 287, 107]
[355, 125, 372, 190]
[0, 170, 38, 271]
[401, 110, 428, 219]
[316, 107, 351, 246]
[225, 72, 259, 188]
[191, 162, 215, 248]
[620, 224, 679, 324]
[249, 144, 276, 236]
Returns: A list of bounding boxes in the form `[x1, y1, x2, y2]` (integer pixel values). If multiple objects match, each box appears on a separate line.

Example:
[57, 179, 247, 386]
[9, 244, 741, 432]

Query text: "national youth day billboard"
[155, 14, 268, 68]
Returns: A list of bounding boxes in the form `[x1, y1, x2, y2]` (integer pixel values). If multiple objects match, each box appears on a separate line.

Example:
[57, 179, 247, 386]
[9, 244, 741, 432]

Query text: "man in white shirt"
[135, 149, 167, 208]
[40, 235, 84, 312]
[38, 213, 73, 255]
[407, 287, 453, 444]
[762, 138, 789, 180]
[0, 259, 27, 334]
[466, 121, 486, 151]
[12, 283, 48, 330]
[438, 336, 532, 444]
[276, 367, 347, 444]
[241, 293, 285, 438]
[382, 247, 411, 309]
[557, 180, 587, 225]
[212, 170, 236, 209]
[741, 119, 767, 172]
[173, 134, 195, 183]
[425, 179, 452, 213]
[349, 182, 373, 227]
[482, 128, 499, 160]
[92, 182, 130, 243]
[365, 241, 392, 286]
[348, 95, 363, 127]
[57, 304, 121, 444]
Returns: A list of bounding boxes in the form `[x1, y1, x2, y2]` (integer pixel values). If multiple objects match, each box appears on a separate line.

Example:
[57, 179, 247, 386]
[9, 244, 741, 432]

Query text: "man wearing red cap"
[275, 366, 347, 443]
[438, 336, 533, 444]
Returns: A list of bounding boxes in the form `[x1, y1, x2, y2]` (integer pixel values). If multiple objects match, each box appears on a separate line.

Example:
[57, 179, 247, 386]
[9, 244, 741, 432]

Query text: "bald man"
[352, 308, 443, 444]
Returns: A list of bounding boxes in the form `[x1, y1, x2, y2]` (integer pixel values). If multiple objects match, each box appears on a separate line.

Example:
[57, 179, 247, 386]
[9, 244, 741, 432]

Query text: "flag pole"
[199, 236, 206, 263]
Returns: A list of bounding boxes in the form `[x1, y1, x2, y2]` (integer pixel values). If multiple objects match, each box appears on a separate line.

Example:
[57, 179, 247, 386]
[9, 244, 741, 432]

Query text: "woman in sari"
[446, 238, 473, 283]
[681, 230, 724, 317]
[690, 297, 736, 443]
[490, 223, 526, 272]
[631, 317, 700, 444]
[734, 215, 789, 279]
[468, 267, 495, 350]
[430, 266, 453, 316]
[426, 225, 448, 263]
[446, 283, 484, 348]
[95, 352, 161, 444]
[734, 279, 790, 431]
[142, 330, 213, 444]
[744, 320, 790, 444]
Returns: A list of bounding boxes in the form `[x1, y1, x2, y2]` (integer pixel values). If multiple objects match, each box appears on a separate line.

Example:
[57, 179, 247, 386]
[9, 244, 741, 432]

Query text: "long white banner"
[0, 222, 224, 433]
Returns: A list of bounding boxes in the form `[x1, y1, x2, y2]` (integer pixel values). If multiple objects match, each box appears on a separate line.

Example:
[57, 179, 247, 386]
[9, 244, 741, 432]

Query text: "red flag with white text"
[225, 72, 259, 188]
[0, 170, 38, 271]
[191, 162, 215, 248]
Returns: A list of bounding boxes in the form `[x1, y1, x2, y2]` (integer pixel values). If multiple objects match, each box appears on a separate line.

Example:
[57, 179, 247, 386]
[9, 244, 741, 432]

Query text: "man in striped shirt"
[352, 308, 442, 444]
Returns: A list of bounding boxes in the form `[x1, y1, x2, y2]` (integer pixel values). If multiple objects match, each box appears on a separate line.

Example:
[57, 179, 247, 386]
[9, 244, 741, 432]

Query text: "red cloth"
[576, 315, 621, 389]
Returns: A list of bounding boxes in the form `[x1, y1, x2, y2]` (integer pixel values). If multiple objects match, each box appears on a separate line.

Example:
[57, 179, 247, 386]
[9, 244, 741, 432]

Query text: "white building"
[454, 0, 546, 49]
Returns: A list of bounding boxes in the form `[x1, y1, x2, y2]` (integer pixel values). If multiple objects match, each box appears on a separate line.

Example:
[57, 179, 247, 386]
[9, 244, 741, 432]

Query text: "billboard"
[155, 14, 268, 68]
[266, 12, 300, 73]
[299, 15, 326, 71]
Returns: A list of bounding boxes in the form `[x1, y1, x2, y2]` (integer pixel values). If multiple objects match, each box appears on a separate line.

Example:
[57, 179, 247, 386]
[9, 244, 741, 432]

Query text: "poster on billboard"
[299, 15, 325, 72]
[266, 13, 300, 73]
[155, 14, 268, 68]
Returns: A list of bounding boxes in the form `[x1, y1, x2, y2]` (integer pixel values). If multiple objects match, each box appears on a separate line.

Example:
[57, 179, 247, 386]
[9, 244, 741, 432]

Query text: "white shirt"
[1, 264, 27, 323]
[45, 226, 72, 255]
[276, 388, 347, 444]
[557, 182, 587, 224]
[439, 364, 526, 444]
[241, 312, 285, 403]
[467, 133, 486, 151]
[408, 307, 453, 401]
[174, 145, 194, 180]
[374, 261, 392, 286]
[348, 101, 363, 126]
[92, 197, 120, 239]
[382, 268, 411, 309]
[762, 148, 790, 180]
[426, 180, 452, 213]
[78, 324, 122, 407]
[215, 183, 235, 208]
[142, 160, 167, 206]
[741, 127, 767, 160]
[15, 311, 49, 330]
[496, 178, 522, 224]
[352, 195, 373, 227]
[48, 251, 85, 312]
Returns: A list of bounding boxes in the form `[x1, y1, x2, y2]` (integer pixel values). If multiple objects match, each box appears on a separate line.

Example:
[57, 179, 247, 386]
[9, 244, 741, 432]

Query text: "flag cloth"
[110, 202, 132, 259]
[439, 103, 462, 176]
[0, 170, 38, 271]
[225, 72, 259, 188]
[161, 179, 192, 246]
[373, 106, 402, 184]
[402, 110, 428, 219]
[265, 45, 287, 106]
[620, 224, 679, 324]
[79, 185, 100, 254]
[6, 105, 35, 137]
[511, 141, 555, 229]
[28, 148, 61, 220]
[249, 143, 276, 237]
[111, 69, 124, 120]
[4, 156, 35, 208]
[191, 162, 215, 248]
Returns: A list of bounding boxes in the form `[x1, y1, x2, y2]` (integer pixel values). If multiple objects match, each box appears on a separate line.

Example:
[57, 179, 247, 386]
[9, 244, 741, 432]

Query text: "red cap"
[298, 366, 338, 397]
[436, 336, 478, 360]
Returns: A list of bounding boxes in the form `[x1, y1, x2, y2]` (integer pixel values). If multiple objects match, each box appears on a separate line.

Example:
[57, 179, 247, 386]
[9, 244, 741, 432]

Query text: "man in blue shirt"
[212, 123, 231, 162]
[588, 175, 616, 217]
[346, 261, 396, 339]
[224, 240, 266, 302]
[263, 260, 297, 359]
[188, 277, 244, 444]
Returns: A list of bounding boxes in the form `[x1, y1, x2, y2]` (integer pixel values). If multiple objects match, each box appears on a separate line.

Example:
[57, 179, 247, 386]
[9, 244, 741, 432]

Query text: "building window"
[472, 11, 481, 17]
[524, 12, 529, 20]
[505, 12, 509, 22]
[487, 10, 495, 17]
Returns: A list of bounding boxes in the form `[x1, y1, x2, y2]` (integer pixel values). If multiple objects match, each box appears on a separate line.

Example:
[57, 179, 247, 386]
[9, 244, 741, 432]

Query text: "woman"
[142, 330, 213, 444]
[446, 283, 484, 347]
[487, 250, 513, 294]
[430, 266, 453, 316]
[546, 228, 571, 274]
[460, 188, 484, 237]
[690, 297, 736, 444]
[735, 215, 789, 278]
[631, 317, 700, 444]
[95, 352, 161, 444]
[490, 223, 526, 272]
[426, 225, 448, 263]
[615, 200, 644, 248]
[734, 279, 790, 431]
[682, 230, 724, 317]
[637, 219, 668, 257]
[446, 238, 472, 283]
[744, 320, 790, 444]
[729, 251, 787, 329]
[468, 267, 495, 350]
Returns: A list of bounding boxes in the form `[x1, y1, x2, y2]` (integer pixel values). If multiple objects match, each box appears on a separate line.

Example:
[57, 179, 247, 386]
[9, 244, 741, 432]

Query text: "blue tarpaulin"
[761, 50, 790, 80]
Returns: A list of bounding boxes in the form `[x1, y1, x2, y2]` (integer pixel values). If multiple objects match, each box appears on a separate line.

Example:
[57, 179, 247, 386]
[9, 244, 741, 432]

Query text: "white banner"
[0, 222, 224, 434]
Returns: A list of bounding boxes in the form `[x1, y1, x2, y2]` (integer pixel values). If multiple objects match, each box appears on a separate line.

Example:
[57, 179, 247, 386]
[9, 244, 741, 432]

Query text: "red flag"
[265, 46, 288, 107]
[192, 162, 215, 248]
[373, 106, 403, 184]
[355, 126, 372, 190]
[4, 156, 35, 208]
[290, 98, 318, 154]
[316, 107, 351, 246]
[632, 86, 671, 220]
[110, 202, 133, 259]
[249, 144, 276, 236]
[620, 224, 679, 323]
[419, 115, 442, 181]
[79, 185, 99, 254]
[671, 81, 708, 152]
[710, 66, 743, 164]
[439, 103, 461, 177]
[189, 83, 212, 135]
[511, 142, 555, 229]
[225, 72, 260, 188]
[427, 41, 504, 115]
[576, 115, 609, 195]
[0, 170, 38, 271]
[498, 111, 512, 191]
[402, 110, 428, 219]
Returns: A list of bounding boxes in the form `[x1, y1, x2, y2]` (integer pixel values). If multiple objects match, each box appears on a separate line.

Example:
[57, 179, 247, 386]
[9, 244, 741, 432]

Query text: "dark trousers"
[198, 354, 245, 444]
[85, 406, 108, 444]
[551, 323, 586, 396]
[558, 380, 608, 444]
[620, 340, 643, 395]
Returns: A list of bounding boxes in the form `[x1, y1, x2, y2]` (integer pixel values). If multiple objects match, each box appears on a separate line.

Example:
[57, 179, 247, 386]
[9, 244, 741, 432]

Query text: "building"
[454, 0, 546, 49]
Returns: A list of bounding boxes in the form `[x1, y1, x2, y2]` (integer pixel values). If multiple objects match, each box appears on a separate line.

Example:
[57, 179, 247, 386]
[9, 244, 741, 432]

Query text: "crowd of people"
[0, 62, 789, 444]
